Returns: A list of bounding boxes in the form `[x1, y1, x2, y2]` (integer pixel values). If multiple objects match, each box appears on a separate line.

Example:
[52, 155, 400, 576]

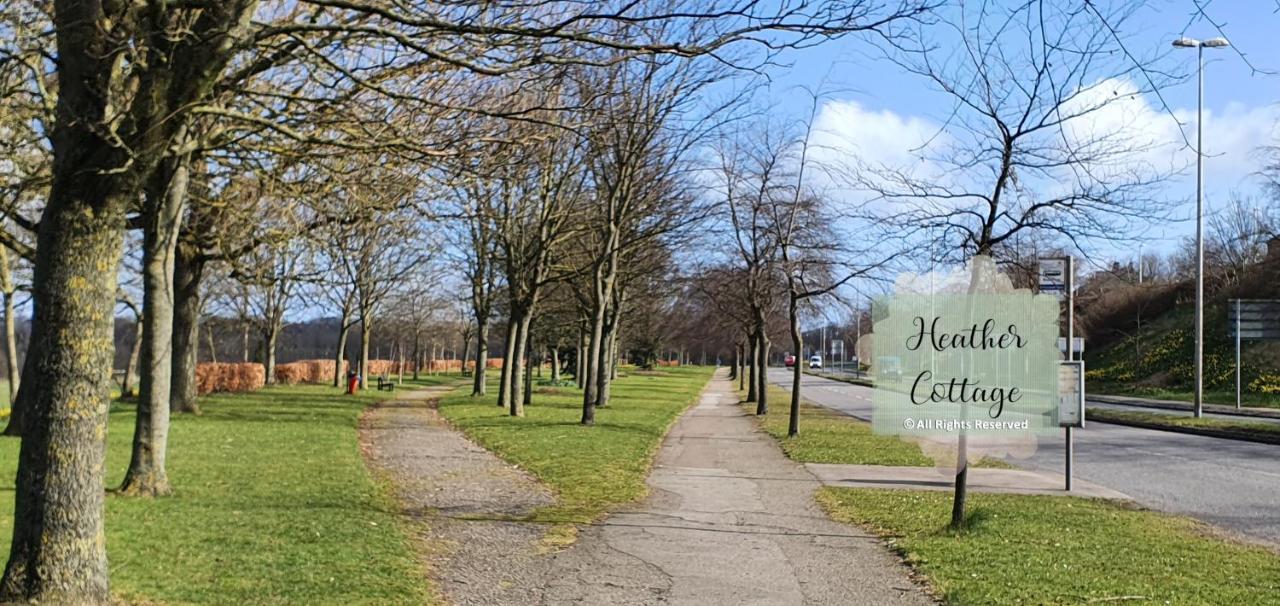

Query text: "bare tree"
[856, 0, 1176, 528]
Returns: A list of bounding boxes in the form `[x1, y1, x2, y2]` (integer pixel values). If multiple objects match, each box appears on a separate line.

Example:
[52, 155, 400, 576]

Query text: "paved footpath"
[536, 371, 932, 605]
[364, 374, 933, 605]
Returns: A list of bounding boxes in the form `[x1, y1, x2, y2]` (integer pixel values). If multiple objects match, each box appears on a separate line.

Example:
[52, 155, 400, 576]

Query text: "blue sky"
[755, 1, 1280, 268]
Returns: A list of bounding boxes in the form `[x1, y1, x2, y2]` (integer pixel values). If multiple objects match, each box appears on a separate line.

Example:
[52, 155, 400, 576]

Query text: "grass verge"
[818, 487, 1280, 605]
[1, 383, 441, 605]
[1087, 408, 1280, 445]
[434, 365, 714, 524]
[755, 385, 1010, 468]
[1090, 382, 1280, 410]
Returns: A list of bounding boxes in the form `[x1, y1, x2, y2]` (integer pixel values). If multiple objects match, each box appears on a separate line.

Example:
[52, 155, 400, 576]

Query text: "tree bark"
[122, 155, 189, 496]
[359, 316, 372, 387]
[550, 346, 560, 383]
[498, 316, 519, 408]
[472, 318, 488, 396]
[0, 163, 126, 606]
[263, 321, 280, 385]
[1, 265, 26, 436]
[787, 293, 803, 437]
[333, 322, 349, 388]
[124, 320, 142, 399]
[755, 331, 770, 416]
[0, 246, 20, 407]
[506, 311, 532, 417]
[746, 333, 758, 402]
[169, 239, 203, 414]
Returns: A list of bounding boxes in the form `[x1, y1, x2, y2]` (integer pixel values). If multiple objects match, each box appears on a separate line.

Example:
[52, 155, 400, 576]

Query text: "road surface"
[770, 369, 1280, 548]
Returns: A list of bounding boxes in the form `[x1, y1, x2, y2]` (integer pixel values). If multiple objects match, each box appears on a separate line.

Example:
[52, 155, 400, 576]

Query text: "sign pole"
[1236, 299, 1242, 410]
[1065, 256, 1074, 492]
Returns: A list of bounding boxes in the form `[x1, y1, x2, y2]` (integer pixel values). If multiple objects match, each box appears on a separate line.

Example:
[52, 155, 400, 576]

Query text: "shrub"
[195, 363, 266, 395]
[276, 360, 347, 385]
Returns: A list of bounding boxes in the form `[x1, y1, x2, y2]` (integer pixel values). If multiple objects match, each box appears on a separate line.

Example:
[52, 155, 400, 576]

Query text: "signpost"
[1227, 299, 1280, 409]
[1040, 257, 1079, 491]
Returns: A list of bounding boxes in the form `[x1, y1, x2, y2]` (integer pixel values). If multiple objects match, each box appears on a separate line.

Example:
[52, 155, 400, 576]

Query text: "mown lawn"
[1087, 408, 1280, 443]
[754, 385, 1010, 468]
[819, 488, 1280, 605]
[1, 380, 459, 605]
[435, 366, 714, 524]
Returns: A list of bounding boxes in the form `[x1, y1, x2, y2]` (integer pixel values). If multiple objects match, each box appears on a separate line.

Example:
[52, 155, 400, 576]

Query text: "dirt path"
[363, 374, 933, 605]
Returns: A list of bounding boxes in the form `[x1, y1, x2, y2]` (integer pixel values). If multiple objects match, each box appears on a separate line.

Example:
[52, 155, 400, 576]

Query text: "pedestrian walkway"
[536, 371, 932, 605]
[364, 374, 934, 605]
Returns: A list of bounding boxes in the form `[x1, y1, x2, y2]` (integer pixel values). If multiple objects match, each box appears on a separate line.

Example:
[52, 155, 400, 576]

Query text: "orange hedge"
[195, 363, 265, 395]
[275, 360, 347, 385]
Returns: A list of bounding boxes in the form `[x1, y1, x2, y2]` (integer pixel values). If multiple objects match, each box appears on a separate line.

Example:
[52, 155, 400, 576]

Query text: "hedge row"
[275, 360, 347, 385]
[195, 363, 265, 395]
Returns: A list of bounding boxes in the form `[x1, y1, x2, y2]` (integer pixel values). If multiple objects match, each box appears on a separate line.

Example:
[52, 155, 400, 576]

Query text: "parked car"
[784, 354, 797, 367]
[808, 355, 823, 369]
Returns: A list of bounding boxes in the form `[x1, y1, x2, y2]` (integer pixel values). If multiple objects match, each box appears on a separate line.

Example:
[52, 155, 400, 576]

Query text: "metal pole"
[1194, 44, 1205, 419]
[1066, 256, 1075, 492]
[1236, 299, 1242, 410]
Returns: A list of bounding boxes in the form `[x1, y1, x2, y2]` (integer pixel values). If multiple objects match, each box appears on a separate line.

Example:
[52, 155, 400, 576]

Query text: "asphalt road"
[770, 369, 1280, 549]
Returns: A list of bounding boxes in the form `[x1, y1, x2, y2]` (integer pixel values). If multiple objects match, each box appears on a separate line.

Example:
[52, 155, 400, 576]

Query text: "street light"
[1172, 36, 1229, 418]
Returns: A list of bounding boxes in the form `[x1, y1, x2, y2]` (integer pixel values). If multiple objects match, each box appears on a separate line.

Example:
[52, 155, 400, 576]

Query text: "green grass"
[754, 385, 1010, 468]
[818, 488, 1280, 605]
[435, 366, 714, 524]
[1087, 408, 1280, 443]
[1090, 382, 1280, 410]
[1, 384, 439, 605]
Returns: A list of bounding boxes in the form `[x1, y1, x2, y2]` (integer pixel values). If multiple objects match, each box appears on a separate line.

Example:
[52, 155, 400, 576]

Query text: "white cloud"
[807, 80, 1278, 207]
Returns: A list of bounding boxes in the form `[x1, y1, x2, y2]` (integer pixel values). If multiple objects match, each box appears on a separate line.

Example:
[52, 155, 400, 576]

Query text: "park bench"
[377, 375, 395, 391]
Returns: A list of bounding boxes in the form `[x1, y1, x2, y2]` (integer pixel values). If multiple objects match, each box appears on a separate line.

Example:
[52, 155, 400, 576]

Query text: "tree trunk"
[205, 327, 217, 364]
[333, 322, 350, 388]
[581, 302, 606, 425]
[263, 322, 280, 385]
[755, 332, 770, 416]
[472, 319, 488, 396]
[412, 331, 420, 380]
[507, 311, 532, 417]
[460, 335, 472, 380]
[123, 320, 142, 399]
[0, 168, 126, 606]
[0, 247, 20, 407]
[122, 156, 188, 497]
[575, 325, 585, 388]
[359, 317, 372, 388]
[522, 338, 533, 408]
[596, 309, 620, 408]
[0, 296, 21, 434]
[240, 322, 249, 363]
[746, 334, 758, 402]
[169, 239, 203, 414]
[550, 346, 560, 383]
[787, 293, 803, 438]
[498, 316, 519, 408]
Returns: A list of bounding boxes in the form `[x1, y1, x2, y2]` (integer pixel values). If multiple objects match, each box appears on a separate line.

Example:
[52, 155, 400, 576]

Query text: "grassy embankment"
[1, 375, 462, 605]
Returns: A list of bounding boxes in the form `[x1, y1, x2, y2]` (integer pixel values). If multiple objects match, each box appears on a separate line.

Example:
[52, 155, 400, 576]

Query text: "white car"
[808, 355, 823, 369]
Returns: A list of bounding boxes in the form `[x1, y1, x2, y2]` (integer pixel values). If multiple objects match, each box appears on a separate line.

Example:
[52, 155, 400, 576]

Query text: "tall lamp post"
[1173, 36, 1229, 419]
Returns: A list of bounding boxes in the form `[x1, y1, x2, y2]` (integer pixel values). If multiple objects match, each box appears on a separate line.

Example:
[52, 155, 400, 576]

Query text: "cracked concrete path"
[360, 384, 557, 606]
[535, 370, 934, 605]
[364, 375, 933, 605]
